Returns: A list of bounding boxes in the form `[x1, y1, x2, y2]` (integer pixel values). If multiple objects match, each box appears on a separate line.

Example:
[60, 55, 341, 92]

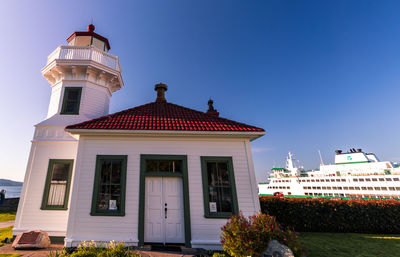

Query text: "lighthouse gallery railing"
[47, 46, 121, 71]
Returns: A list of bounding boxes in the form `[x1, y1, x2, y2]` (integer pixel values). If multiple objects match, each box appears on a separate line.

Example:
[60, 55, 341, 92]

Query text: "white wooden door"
[144, 177, 184, 244]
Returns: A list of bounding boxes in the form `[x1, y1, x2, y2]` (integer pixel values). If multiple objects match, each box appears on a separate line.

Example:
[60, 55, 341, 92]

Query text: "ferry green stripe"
[335, 161, 369, 165]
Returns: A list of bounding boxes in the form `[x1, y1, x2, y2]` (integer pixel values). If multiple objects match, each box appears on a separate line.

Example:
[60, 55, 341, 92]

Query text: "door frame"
[138, 154, 191, 247]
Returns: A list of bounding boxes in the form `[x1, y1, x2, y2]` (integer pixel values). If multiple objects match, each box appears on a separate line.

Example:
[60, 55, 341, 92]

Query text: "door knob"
[164, 206, 168, 219]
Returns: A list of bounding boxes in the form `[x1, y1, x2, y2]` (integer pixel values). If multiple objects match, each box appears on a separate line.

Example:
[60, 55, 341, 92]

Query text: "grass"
[0, 212, 16, 223]
[299, 232, 400, 257]
[0, 226, 13, 247]
[0, 255, 22, 257]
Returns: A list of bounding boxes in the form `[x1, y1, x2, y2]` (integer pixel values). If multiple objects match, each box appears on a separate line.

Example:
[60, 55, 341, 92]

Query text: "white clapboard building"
[14, 25, 265, 249]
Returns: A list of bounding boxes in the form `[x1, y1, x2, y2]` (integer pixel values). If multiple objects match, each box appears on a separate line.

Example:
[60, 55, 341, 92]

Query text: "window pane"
[207, 162, 218, 186]
[65, 102, 77, 113]
[51, 163, 69, 181]
[146, 160, 158, 172]
[146, 160, 182, 173]
[62, 88, 81, 114]
[217, 162, 229, 186]
[218, 187, 232, 212]
[207, 161, 233, 213]
[96, 159, 122, 211]
[46, 161, 71, 207]
[67, 89, 79, 100]
[111, 160, 122, 184]
[48, 184, 66, 205]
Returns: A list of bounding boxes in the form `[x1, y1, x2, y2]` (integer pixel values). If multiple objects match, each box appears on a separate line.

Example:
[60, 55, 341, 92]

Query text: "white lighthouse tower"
[13, 25, 123, 239]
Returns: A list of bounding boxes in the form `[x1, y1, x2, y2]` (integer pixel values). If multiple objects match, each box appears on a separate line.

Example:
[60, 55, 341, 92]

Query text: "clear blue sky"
[1, 0, 400, 182]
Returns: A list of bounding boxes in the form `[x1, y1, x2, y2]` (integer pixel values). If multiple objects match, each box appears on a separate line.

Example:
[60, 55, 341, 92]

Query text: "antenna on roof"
[318, 150, 324, 166]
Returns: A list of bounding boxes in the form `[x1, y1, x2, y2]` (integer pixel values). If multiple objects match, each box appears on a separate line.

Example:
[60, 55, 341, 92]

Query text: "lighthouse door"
[144, 177, 184, 244]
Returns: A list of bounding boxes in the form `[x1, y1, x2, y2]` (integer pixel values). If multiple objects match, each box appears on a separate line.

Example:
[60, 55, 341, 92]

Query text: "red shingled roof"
[66, 101, 264, 132]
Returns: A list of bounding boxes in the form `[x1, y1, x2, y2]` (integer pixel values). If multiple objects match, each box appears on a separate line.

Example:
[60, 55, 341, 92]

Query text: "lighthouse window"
[41, 159, 73, 210]
[91, 155, 127, 216]
[61, 87, 82, 115]
[201, 157, 238, 218]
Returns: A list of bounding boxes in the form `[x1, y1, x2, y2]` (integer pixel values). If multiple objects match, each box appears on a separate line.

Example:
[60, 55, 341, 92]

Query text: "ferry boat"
[258, 149, 400, 199]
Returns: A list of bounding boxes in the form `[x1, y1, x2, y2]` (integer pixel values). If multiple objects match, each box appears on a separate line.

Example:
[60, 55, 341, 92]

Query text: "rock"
[262, 240, 294, 257]
[12, 230, 51, 249]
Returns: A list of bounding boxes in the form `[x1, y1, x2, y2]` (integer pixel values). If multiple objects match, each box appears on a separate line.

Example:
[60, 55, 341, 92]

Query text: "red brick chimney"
[155, 83, 168, 102]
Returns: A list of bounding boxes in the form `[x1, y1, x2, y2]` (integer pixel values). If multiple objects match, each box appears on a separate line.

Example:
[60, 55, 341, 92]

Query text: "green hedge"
[259, 196, 400, 234]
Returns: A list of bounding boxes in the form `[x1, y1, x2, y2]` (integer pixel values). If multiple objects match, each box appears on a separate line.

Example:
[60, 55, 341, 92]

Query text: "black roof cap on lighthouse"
[66, 24, 111, 50]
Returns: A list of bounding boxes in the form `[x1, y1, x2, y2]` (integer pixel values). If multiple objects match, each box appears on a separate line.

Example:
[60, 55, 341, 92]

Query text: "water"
[1, 186, 22, 198]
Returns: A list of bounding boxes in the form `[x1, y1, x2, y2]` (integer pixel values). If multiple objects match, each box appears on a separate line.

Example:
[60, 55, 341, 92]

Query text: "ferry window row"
[299, 178, 346, 183]
[303, 186, 400, 191]
[268, 186, 290, 190]
[304, 192, 400, 199]
[353, 177, 399, 182]
[274, 180, 290, 183]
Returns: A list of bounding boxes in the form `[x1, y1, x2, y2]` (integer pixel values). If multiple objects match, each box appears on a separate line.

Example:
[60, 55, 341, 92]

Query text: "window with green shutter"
[91, 155, 127, 216]
[200, 156, 238, 218]
[61, 87, 82, 115]
[41, 159, 73, 210]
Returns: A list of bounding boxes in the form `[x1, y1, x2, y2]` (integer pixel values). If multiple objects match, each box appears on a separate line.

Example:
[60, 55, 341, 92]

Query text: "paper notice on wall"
[109, 200, 117, 210]
[209, 202, 217, 212]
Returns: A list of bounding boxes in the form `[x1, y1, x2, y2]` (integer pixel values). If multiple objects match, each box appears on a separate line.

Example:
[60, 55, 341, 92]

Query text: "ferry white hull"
[259, 150, 400, 199]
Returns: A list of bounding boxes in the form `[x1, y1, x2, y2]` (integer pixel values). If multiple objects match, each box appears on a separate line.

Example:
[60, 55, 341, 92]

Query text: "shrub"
[212, 253, 229, 257]
[220, 213, 303, 257]
[48, 241, 141, 257]
[260, 196, 400, 234]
